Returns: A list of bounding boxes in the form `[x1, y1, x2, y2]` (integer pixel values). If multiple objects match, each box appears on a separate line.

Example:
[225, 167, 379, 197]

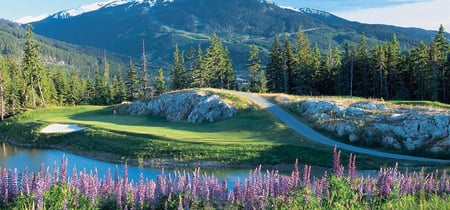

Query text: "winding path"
[225, 90, 450, 164]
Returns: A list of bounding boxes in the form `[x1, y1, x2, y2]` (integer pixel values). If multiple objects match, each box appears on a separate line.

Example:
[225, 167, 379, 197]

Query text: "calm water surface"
[0, 142, 282, 183]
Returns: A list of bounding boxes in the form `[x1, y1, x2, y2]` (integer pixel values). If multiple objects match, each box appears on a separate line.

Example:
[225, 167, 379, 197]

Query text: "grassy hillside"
[0, 92, 443, 170]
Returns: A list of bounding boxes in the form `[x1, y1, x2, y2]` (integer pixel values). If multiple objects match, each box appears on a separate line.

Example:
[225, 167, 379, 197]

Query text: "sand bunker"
[41, 123, 86, 134]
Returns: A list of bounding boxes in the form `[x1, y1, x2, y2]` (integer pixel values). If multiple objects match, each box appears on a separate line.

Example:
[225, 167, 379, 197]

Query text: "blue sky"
[0, 0, 448, 30]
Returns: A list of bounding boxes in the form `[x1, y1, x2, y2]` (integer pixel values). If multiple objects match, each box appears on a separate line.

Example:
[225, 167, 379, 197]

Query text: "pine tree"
[259, 68, 268, 93]
[156, 68, 166, 96]
[373, 44, 388, 99]
[432, 25, 449, 102]
[292, 28, 313, 95]
[140, 39, 152, 100]
[282, 35, 295, 94]
[93, 68, 104, 105]
[404, 42, 430, 100]
[22, 24, 46, 108]
[53, 71, 70, 105]
[386, 34, 403, 99]
[113, 75, 127, 103]
[191, 45, 209, 88]
[354, 34, 371, 97]
[266, 36, 284, 93]
[247, 45, 262, 92]
[336, 42, 352, 95]
[203, 33, 236, 89]
[85, 79, 95, 104]
[330, 46, 342, 95]
[222, 48, 236, 89]
[126, 58, 139, 101]
[311, 43, 322, 94]
[68, 72, 82, 105]
[5, 56, 22, 115]
[170, 45, 188, 90]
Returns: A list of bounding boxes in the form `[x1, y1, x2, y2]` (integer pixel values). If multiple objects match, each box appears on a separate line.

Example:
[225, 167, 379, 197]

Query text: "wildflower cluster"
[0, 147, 449, 209]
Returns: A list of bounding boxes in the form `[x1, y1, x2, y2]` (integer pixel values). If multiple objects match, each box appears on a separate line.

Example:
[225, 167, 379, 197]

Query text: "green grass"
[390, 100, 450, 109]
[0, 104, 339, 168]
[0, 91, 445, 170]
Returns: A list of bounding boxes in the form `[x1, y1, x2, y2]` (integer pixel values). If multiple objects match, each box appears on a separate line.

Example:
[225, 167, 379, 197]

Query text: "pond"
[0, 142, 290, 184]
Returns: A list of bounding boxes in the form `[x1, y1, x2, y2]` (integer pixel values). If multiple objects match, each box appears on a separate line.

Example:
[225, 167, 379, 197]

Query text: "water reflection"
[0, 142, 269, 183]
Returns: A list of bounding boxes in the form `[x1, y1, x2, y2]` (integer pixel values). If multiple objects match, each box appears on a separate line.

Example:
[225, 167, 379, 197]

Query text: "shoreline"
[0, 137, 300, 171]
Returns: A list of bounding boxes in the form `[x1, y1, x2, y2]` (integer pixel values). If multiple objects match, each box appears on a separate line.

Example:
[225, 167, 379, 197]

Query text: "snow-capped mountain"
[279, 6, 331, 18]
[50, 0, 174, 19]
[29, 0, 437, 68]
[19, 0, 326, 24]
[51, 0, 131, 19]
[16, 0, 175, 24]
[16, 14, 51, 24]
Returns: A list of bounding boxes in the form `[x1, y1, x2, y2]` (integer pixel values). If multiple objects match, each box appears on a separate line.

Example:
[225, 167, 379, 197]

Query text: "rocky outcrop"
[122, 90, 237, 123]
[277, 96, 450, 155]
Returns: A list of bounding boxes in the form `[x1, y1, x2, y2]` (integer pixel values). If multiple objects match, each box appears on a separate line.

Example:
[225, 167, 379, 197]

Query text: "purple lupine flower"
[273, 171, 280, 197]
[136, 173, 145, 209]
[233, 178, 241, 205]
[358, 176, 364, 195]
[314, 178, 322, 203]
[321, 171, 329, 200]
[115, 180, 122, 209]
[426, 173, 435, 194]
[2, 168, 9, 204]
[9, 169, 18, 198]
[52, 161, 58, 184]
[378, 169, 393, 197]
[35, 170, 44, 210]
[439, 170, 448, 193]
[122, 162, 129, 204]
[398, 174, 411, 196]
[332, 146, 341, 177]
[294, 159, 300, 188]
[60, 155, 68, 183]
[22, 168, 30, 195]
[146, 180, 156, 207]
[183, 190, 190, 210]
[16, 169, 23, 195]
[70, 166, 77, 188]
[303, 165, 311, 188]
[348, 154, 357, 182]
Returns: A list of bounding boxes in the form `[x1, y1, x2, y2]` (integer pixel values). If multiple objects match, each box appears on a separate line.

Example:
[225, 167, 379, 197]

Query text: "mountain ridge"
[0, 19, 128, 76]
[27, 0, 445, 70]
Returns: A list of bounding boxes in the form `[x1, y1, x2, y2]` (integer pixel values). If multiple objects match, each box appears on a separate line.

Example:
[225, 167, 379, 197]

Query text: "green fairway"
[0, 101, 432, 169]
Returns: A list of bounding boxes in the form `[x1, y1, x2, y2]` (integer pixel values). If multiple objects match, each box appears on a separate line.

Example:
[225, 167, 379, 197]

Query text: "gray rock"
[349, 134, 359, 142]
[336, 124, 356, 137]
[430, 146, 444, 153]
[122, 90, 237, 123]
[345, 107, 366, 116]
[293, 97, 450, 152]
[389, 114, 407, 121]
[383, 136, 396, 145]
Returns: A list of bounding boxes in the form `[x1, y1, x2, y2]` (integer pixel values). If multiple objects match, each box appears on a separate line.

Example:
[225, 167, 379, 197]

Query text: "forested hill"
[0, 19, 128, 76]
[29, 0, 444, 69]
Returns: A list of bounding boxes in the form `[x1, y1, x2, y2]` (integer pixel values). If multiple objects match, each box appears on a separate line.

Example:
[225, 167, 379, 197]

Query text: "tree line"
[0, 24, 449, 120]
[264, 25, 450, 102]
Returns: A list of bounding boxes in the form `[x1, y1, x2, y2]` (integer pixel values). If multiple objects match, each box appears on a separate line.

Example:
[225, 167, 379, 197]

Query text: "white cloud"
[334, 0, 450, 31]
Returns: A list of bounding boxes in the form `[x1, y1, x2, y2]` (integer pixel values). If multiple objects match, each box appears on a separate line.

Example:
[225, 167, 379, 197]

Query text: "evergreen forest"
[0, 24, 449, 121]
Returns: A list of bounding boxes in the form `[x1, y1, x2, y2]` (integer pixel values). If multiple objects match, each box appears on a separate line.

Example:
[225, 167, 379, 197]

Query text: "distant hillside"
[28, 0, 444, 71]
[0, 19, 128, 77]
